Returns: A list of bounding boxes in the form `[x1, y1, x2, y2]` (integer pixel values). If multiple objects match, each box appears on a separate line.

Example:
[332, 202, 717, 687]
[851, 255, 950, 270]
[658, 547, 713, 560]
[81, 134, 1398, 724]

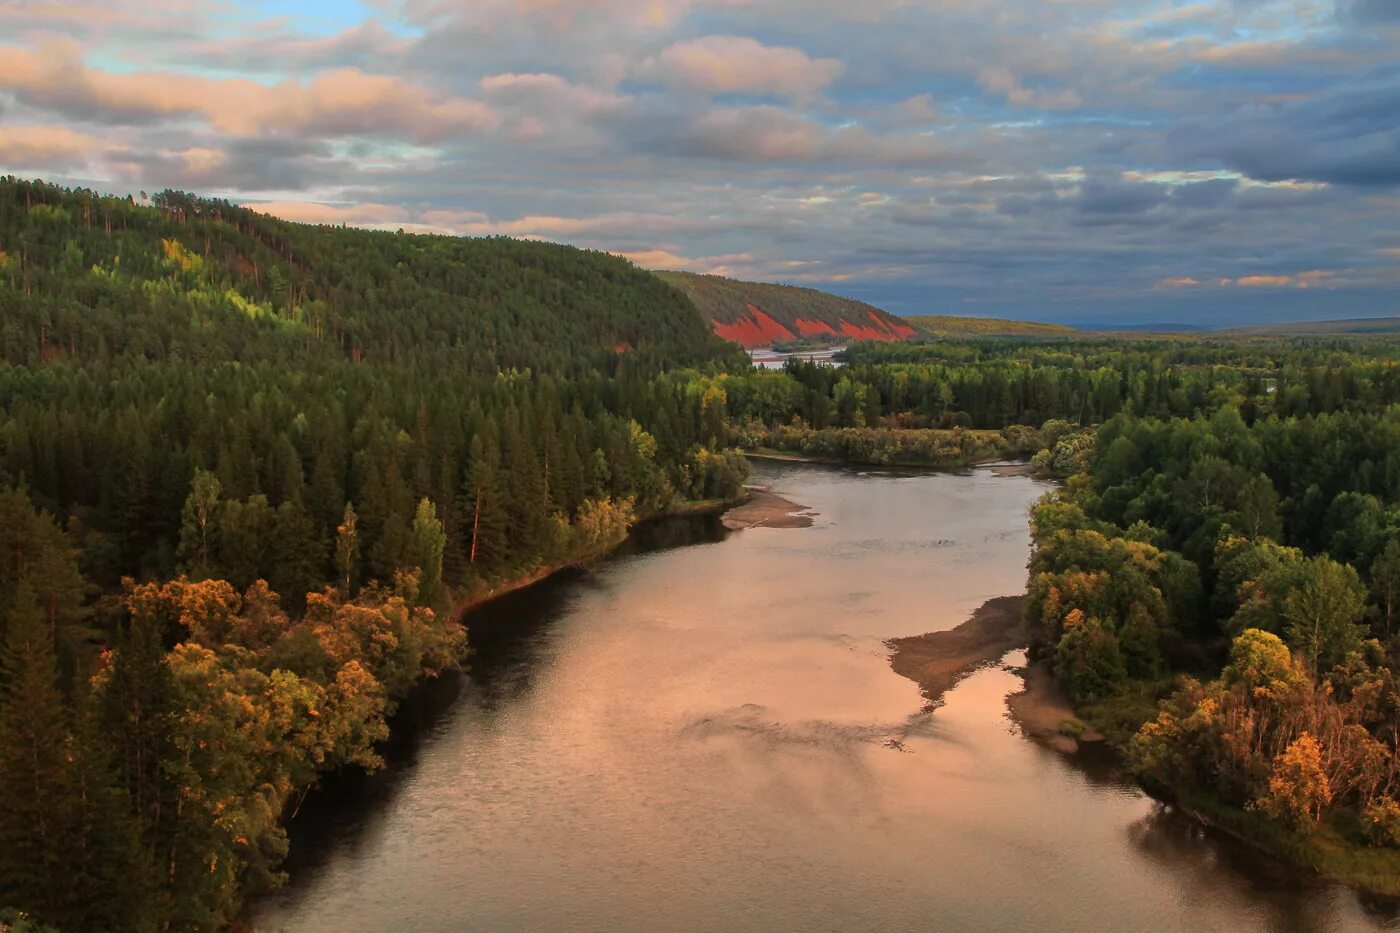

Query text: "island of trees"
[3, 177, 1400, 929]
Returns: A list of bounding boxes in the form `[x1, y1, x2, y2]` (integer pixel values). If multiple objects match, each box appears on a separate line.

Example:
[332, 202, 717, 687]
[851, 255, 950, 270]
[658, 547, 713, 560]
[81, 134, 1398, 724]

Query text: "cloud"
[1222, 270, 1339, 288]
[640, 35, 843, 99]
[1338, 0, 1400, 24]
[1171, 81, 1400, 187]
[613, 248, 755, 275]
[0, 124, 101, 168]
[245, 200, 492, 234]
[977, 67, 1083, 110]
[1075, 173, 1169, 217]
[0, 40, 499, 143]
[189, 20, 414, 74]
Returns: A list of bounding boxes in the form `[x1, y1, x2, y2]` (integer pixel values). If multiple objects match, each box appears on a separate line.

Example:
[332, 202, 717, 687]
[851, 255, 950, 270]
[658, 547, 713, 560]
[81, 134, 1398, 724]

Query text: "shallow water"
[251, 462, 1399, 932]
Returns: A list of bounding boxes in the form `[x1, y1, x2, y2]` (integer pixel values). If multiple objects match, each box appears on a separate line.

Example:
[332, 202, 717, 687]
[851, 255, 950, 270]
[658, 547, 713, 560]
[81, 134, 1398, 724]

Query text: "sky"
[0, 0, 1397, 325]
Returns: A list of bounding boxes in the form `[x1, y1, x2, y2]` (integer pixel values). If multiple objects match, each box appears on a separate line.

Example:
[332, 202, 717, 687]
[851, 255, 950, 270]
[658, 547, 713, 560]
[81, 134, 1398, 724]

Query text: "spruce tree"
[0, 579, 72, 924]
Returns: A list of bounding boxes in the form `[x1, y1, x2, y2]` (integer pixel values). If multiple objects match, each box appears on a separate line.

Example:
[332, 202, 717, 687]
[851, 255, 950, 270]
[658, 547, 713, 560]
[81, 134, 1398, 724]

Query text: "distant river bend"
[252, 462, 1398, 932]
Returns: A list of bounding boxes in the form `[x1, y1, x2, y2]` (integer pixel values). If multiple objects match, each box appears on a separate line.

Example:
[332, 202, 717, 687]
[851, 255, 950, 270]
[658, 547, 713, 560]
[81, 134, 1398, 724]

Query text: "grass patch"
[1058, 718, 1086, 737]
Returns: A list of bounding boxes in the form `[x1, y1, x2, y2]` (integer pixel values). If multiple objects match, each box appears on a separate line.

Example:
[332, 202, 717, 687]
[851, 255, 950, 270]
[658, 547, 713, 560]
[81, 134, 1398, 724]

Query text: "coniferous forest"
[5, 177, 1400, 928]
[0, 178, 751, 930]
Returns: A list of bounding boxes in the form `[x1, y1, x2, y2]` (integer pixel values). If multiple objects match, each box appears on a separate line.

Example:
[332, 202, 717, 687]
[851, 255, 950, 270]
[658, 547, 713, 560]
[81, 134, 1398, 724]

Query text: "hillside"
[655, 271, 917, 346]
[0, 178, 760, 929]
[906, 315, 1079, 338]
[0, 176, 751, 605]
[1, 179, 734, 374]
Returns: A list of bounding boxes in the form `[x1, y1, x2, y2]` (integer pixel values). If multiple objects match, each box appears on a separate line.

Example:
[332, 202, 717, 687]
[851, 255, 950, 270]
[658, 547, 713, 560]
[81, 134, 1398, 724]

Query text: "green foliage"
[1053, 610, 1127, 704]
[409, 499, 448, 611]
[0, 581, 74, 922]
[1007, 330, 1400, 890]
[734, 422, 1006, 467]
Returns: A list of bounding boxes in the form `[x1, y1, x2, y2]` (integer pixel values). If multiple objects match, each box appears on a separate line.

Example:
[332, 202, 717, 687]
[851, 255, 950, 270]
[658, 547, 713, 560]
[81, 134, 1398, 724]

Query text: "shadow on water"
[1126, 802, 1400, 929]
[272, 511, 727, 885]
[1035, 735, 1400, 929]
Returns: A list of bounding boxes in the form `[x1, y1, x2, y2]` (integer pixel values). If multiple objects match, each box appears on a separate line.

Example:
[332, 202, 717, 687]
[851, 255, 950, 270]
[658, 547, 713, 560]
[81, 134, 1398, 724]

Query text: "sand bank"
[721, 487, 814, 530]
[887, 595, 1097, 753]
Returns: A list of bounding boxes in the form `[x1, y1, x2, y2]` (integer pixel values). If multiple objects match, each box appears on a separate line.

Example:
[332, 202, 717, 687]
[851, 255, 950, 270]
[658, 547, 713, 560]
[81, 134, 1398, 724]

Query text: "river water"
[252, 462, 1399, 932]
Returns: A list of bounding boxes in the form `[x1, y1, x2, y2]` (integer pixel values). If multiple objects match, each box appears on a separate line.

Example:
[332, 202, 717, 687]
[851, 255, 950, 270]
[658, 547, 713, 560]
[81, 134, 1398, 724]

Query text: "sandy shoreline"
[1006, 660, 1083, 753]
[722, 487, 814, 530]
[887, 594, 1089, 752]
[888, 595, 1027, 707]
[986, 462, 1036, 477]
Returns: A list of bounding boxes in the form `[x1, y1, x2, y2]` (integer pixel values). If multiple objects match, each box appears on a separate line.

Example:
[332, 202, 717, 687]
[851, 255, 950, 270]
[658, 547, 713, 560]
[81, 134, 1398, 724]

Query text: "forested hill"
[655, 270, 918, 346]
[0, 178, 738, 373]
[0, 178, 755, 930]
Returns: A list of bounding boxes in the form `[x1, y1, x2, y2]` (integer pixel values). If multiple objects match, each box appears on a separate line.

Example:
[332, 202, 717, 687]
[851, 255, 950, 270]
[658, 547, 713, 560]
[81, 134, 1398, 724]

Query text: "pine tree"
[0, 579, 74, 923]
[463, 430, 508, 581]
[101, 608, 180, 925]
[335, 502, 360, 598]
[61, 680, 153, 931]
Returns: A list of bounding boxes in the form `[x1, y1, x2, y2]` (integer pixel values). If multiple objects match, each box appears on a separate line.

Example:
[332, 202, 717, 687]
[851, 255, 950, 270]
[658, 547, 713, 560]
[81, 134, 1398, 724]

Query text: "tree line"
[1026, 396, 1400, 884]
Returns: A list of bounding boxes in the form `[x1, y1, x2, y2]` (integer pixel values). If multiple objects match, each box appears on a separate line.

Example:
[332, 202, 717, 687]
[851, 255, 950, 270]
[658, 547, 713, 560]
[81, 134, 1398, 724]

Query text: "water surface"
[253, 462, 1398, 932]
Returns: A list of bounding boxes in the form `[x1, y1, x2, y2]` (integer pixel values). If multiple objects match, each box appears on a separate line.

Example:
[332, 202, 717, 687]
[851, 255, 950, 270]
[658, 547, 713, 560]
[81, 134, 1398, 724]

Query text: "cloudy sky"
[1, 0, 1397, 324]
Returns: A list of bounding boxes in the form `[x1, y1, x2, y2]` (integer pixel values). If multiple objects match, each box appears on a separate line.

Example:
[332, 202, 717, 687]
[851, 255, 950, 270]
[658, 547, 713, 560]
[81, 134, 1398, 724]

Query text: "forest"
[5, 176, 1400, 929]
[0, 178, 750, 930]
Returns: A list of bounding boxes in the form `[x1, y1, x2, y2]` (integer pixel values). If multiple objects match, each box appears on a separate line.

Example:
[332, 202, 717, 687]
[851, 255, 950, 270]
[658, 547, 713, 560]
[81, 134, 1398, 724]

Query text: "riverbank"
[451, 496, 739, 618]
[721, 486, 813, 529]
[1006, 660, 1093, 753]
[742, 445, 1001, 471]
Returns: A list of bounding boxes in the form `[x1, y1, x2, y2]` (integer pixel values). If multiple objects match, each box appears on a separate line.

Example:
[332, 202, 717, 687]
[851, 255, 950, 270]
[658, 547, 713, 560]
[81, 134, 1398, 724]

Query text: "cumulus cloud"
[1223, 270, 1339, 288]
[0, 124, 101, 169]
[0, 40, 498, 143]
[977, 67, 1083, 110]
[613, 248, 756, 275]
[639, 35, 843, 99]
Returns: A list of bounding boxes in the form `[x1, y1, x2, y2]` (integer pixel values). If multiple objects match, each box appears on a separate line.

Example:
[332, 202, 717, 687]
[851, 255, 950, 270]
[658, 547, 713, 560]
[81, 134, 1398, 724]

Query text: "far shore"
[886, 594, 1090, 752]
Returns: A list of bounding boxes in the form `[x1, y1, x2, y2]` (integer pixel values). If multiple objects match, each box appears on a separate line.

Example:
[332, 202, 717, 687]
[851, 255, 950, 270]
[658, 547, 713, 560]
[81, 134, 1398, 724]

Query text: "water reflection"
[253, 462, 1398, 933]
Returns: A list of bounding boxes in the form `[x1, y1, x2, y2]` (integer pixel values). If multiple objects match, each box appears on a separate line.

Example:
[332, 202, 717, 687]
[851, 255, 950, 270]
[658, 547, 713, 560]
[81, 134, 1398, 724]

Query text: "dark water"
[251, 462, 1399, 932]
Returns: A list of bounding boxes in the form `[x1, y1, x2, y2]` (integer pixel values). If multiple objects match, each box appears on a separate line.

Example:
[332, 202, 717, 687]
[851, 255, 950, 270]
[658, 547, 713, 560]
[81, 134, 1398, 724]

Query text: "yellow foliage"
[162, 237, 203, 274]
[1252, 732, 1333, 828]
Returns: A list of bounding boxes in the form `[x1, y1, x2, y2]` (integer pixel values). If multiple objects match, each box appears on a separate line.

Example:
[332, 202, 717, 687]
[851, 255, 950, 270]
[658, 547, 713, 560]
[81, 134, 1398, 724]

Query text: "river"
[251, 461, 1399, 932]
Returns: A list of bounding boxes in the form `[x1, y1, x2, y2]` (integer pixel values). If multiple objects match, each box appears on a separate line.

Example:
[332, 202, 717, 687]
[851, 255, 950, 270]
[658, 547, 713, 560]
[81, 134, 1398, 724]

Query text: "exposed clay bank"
[251, 462, 1398, 932]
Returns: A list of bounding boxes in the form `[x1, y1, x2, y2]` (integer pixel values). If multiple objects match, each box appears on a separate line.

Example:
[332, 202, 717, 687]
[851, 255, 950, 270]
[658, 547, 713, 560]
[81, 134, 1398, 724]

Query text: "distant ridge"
[907, 315, 1078, 338]
[1226, 316, 1400, 335]
[655, 271, 917, 347]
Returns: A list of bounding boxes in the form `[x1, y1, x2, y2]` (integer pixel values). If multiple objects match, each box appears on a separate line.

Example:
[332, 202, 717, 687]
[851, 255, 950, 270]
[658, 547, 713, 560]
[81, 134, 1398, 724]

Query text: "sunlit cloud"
[1222, 270, 1339, 288]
